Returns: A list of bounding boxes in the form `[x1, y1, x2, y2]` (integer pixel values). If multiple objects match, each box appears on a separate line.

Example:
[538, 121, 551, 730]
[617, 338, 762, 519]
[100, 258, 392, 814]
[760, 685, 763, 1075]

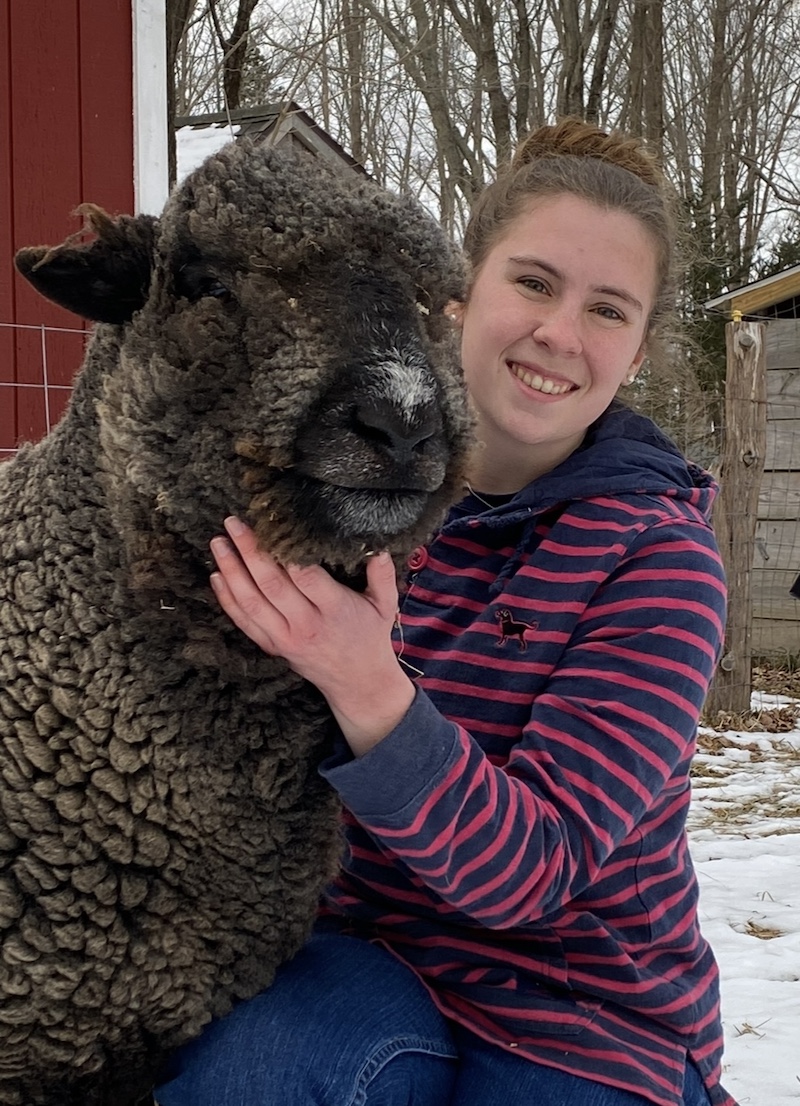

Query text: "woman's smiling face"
[453, 193, 659, 488]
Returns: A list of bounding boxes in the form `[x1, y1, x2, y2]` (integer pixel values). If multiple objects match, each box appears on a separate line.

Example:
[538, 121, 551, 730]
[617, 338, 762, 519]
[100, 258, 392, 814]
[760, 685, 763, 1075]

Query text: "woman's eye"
[519, 277, 548, 294]
[595, 305, 623, 322]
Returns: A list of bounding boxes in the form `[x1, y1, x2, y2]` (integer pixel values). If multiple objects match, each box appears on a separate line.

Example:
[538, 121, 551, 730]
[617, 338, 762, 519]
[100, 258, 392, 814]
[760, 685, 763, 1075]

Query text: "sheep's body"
[0, 142, 471, 1106]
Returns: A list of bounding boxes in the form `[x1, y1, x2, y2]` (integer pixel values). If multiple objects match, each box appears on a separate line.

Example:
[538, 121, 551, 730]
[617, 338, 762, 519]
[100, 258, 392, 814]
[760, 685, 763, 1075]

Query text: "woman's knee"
[356, 1046, 455, 1106]
[155, 932, 456, 1106]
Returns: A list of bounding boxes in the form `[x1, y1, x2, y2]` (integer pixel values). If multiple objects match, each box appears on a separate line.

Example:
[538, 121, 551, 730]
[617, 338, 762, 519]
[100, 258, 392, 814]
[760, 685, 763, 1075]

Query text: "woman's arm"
[211, 515, 726, 930]
[319, 518, 726, 927]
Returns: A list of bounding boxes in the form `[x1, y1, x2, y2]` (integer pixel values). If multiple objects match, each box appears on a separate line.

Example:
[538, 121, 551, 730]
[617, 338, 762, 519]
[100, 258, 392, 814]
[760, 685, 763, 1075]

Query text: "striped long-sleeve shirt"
[319, 402, 736, 1106]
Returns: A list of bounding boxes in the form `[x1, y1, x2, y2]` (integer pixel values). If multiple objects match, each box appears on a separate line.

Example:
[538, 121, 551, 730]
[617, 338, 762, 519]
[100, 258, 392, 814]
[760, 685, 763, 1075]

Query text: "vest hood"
[450, 400, 717, 532]
[438, 401, 719, 595]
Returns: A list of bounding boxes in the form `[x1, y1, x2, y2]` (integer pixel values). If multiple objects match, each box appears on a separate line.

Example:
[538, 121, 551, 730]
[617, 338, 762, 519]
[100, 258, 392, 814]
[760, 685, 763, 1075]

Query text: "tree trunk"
[512, 0, 533, 135]
[586, 0, 621, 122]
[167, 0, 199, 186]
[706, 319, 767, 717]
[342, 0, 365, 163]
[208, 0, 260, 113]
[472, 0, 512, 161]
[698, 0, 729, 254]
[642, 0, 663, 158]
[557, 0, 584, 116]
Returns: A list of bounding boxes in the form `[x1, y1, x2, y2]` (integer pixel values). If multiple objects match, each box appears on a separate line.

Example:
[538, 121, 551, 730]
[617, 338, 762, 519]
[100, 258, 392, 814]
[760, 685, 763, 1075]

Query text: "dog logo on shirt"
[494, 608, 537, 652]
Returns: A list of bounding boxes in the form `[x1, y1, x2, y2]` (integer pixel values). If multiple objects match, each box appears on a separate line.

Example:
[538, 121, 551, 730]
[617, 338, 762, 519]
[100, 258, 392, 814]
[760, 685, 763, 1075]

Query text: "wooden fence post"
[706, 317, 767, 717]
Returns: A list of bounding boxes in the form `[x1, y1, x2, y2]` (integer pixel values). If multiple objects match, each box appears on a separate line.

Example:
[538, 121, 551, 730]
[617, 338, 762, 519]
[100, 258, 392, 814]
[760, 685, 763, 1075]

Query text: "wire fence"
[0, 320, 86, 460]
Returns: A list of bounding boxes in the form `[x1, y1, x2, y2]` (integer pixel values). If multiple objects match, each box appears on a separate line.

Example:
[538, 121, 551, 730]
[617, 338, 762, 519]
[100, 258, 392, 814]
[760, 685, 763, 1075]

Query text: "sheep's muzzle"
[290, 350, 452, 540]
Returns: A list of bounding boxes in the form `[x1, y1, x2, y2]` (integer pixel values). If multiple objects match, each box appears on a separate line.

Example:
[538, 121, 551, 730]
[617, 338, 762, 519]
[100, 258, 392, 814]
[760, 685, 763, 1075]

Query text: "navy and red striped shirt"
[320, 402, 736, 1106]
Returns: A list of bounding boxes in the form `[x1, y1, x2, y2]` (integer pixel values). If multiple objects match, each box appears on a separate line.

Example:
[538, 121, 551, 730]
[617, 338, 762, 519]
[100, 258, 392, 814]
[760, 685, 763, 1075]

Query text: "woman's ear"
[623, 343, 648, 385]
[444, 300, 464, 326]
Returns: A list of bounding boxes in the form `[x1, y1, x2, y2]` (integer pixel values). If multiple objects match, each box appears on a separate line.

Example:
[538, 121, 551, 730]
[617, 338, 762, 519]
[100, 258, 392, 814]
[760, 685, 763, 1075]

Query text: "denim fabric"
[154, 932, 711, 1106]
[155, 933, 455, 1106]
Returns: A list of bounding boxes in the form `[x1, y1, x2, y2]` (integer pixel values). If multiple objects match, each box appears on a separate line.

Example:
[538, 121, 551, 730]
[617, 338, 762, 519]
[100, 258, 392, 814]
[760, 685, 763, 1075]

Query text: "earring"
[624, 373, 637, 385]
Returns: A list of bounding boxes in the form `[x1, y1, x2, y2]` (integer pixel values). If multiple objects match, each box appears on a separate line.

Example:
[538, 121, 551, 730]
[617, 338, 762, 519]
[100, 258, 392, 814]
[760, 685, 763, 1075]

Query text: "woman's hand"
[209, 517, 416, 756]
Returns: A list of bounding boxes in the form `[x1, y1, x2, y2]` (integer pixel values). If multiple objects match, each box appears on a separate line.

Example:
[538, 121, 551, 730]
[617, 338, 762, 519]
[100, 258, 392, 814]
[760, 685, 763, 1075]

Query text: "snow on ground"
[689, 693, 800, 1104]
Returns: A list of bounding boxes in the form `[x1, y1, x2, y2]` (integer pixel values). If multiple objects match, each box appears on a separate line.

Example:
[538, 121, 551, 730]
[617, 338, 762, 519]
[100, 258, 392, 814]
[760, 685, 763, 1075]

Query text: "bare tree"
[172, 0, 296, 118]
[624, 0, 663, 157]
[586, 0, 622, 122]
[663, 0, 800, 299]
[171, 0, 800, 296]
[206, 0, 261, 111]
[554, 0, 585, 116]
[167, 0, 200, 184]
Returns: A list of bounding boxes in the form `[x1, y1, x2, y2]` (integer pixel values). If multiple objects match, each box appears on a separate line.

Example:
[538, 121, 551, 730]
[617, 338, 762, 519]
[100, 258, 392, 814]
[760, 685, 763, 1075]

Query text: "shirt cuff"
[318, 687, 462, 820]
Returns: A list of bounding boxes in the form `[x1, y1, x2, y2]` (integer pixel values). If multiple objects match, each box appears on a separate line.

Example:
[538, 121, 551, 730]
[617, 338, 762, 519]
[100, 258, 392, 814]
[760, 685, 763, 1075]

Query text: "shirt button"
[407, 546, 428, 571]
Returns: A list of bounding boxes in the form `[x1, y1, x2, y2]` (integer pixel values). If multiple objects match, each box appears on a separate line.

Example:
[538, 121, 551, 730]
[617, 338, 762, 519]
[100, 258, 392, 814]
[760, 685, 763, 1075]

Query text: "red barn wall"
[0, 0, 134, 458]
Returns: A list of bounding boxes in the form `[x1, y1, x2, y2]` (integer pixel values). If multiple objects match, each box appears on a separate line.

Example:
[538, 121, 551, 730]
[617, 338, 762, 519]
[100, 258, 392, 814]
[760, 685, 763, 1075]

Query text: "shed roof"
[704, 263, 800, 317]
[174, 101, 367, 181]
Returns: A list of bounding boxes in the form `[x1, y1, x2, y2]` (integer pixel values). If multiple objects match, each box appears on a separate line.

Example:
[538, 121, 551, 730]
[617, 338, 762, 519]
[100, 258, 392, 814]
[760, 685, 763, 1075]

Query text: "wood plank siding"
[0, 0, 134, 459]
[753, 320, 800, 655]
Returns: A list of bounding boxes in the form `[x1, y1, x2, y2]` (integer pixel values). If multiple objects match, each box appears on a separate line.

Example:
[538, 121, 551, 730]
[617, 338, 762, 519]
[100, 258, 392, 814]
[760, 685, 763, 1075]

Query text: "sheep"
[0, 139, 472, 1106]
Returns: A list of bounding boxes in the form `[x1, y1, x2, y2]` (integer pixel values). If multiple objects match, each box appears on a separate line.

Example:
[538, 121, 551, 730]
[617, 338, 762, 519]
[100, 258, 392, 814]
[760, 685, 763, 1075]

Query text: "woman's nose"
[532, 305, 582, 356]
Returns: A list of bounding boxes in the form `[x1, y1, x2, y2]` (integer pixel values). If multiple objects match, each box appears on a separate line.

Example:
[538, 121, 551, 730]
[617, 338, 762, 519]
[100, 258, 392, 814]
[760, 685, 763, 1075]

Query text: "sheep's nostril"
[353, 403, 441, 460]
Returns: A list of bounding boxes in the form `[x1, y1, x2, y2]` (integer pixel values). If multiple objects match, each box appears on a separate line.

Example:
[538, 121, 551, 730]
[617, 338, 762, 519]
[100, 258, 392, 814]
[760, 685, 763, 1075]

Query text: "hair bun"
[511, 117, 662, 189]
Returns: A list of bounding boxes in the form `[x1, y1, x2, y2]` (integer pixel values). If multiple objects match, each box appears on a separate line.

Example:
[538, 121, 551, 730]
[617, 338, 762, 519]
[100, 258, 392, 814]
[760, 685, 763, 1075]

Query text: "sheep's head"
[15, 141, 473, 578]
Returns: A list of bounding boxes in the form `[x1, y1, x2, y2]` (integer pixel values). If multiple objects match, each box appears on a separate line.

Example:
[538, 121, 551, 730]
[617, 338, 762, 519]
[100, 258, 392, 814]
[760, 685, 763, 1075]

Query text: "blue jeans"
[155, 932, 711, 1106]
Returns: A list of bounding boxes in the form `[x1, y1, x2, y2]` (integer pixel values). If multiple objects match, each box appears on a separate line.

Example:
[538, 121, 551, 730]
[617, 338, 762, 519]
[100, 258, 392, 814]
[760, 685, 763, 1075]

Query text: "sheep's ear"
[14, 204, 159, 324]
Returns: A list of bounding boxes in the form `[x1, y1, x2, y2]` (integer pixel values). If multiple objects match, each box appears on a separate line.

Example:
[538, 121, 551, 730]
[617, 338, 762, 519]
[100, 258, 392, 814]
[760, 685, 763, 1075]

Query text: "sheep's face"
[14, 141, 473, 576]
[263, 263, 453, 544]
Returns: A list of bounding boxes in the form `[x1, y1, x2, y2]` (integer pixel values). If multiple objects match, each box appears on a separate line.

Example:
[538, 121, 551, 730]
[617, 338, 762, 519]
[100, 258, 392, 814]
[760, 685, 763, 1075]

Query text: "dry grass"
[752, 659, 800, 699]
[741, 919, 785, 940]
[701, 659, 800, 734]
[695, 724, 800, 759]
[733, 1019, 770, 1038]
[690, 676, 800, 833]
[703, 705, 800, 736]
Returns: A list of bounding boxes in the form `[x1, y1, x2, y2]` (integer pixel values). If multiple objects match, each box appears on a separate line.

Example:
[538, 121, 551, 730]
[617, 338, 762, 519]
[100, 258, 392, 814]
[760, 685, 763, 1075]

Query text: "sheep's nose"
[354, 400, 442, 462]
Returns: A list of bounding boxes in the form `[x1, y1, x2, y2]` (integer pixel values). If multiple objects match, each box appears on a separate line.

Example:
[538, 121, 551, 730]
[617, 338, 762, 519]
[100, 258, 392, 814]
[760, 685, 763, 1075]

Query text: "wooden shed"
[174, 101, 367, 182]
[0, 0, 167, 460]
[706, 271, 800, 654]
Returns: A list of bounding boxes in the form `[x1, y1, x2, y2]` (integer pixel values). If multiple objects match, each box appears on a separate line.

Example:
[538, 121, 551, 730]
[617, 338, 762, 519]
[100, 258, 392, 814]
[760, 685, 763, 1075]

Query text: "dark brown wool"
[0, 141, 472, 1106]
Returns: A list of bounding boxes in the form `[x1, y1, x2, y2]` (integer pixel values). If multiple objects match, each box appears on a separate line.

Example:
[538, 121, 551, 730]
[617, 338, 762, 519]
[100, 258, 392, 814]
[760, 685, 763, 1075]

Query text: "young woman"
[156, 120, 735, 1106]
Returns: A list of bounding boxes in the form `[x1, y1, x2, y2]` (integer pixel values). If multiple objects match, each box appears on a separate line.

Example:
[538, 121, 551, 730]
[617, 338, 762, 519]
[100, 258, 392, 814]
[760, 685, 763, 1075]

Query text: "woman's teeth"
[510, 363, 572, 395]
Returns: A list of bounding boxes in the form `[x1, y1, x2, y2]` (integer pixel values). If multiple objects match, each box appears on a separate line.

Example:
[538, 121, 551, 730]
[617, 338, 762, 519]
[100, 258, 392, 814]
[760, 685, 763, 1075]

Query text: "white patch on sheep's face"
[290, 323, 448, 519]
[369, 344, 437, 422]
[286, 329, 451, 539]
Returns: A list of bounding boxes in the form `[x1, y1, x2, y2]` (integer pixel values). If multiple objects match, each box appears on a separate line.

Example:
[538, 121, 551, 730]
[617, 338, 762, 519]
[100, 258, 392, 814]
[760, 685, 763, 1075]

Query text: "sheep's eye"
[197, 276, 233, 303]
[175, 261, 235, 306]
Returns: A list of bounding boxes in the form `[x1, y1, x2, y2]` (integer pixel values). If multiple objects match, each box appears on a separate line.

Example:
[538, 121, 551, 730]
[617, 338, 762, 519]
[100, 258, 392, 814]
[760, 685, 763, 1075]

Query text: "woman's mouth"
[509, 362, 575, 396]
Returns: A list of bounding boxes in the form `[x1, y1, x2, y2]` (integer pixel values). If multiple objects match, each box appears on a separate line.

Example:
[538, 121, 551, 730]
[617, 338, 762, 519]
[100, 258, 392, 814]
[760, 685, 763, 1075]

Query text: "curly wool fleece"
[0, 141, 472, 1106]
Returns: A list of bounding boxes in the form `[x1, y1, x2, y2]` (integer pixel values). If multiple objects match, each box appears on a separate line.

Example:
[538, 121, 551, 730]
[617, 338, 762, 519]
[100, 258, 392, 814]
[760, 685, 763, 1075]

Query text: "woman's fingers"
[208, 560, 279, 654]
[219, 518, 316, 620]
[364, 551, 400, 621]
[211, 519, 336, 658]
[221, 518, 287, 602]
[209, 519, 400, 690]
[284, 561, 350, 609]
[208, 531, 295, 652]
